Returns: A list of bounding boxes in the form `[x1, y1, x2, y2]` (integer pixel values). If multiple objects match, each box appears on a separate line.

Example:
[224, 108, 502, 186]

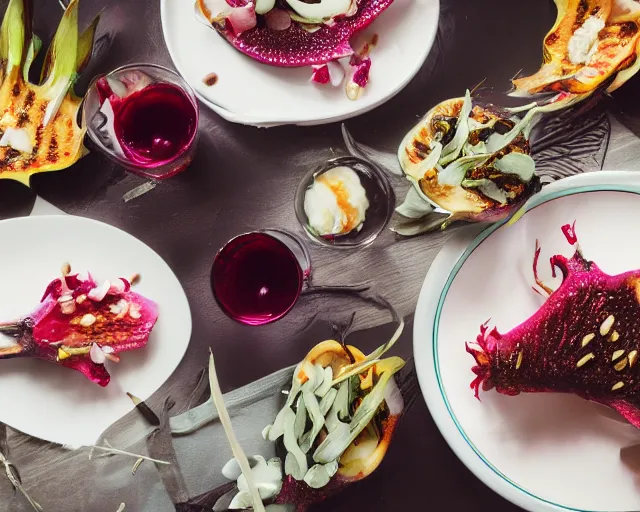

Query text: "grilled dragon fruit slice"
[0, 265, 158, 387]
[196, 0, 392, 67]
[467, 224, 640, 428]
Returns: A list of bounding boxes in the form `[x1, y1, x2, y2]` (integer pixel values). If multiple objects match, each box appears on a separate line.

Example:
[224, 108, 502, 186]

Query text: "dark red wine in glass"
[97, 80, 197, 168]
[211, 232, 307, 326]
[115, 83, 196, 166]
[85, 65, 199, 179]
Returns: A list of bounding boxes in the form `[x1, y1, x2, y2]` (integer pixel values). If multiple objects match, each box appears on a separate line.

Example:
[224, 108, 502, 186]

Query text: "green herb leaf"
[333, 318, 404, 386]
[303, 464, 331, 489]
[390, 211, 452, 237]
[439, 89, 473, 166]
[324, 380, 349, 433]
[293, 395, 307, 441]
[319, 387, 337, 416]
[282, 407, 308, 480]
[485, 107, 537, 154]
[313, 357, 405, 464]
[493, 152, 536, 182]
[40, 0, 79, 126]
[461, 179, 508, 205]
[437, 154, 489, 186]
[300, 391, 324, 453]
[314, 365, 333, 398]
[395, 186, 434, 219]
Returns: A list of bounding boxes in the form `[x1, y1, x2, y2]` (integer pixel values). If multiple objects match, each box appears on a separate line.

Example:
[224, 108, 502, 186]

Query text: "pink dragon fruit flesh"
[196, 0, 393, 67]
[0, 265, 158, 387]
[467, 223, 640, 428]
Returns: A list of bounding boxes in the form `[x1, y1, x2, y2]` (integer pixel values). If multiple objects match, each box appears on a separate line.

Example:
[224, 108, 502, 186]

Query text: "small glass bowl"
[83, 63, 199, 180]
[294, 156, 394, 249]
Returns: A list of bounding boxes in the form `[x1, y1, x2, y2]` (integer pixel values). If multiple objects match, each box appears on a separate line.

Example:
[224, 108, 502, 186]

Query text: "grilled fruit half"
[512, 0, 640, 97]
[0, 0, 98, 186]
[397, 91, 540, 229]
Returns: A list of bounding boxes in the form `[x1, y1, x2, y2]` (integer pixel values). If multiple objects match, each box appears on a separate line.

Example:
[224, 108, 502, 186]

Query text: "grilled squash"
[512, 0, 640, 96]
[0, 0, 98, 186]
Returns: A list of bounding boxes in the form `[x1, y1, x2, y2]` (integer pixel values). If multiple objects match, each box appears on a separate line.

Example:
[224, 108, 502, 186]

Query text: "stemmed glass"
[211, 229, 372, 326]
[83, 63, 199, 180]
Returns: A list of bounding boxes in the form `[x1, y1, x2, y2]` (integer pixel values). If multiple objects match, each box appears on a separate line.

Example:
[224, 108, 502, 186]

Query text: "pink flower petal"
[227, 4, 257, 36]
[90, 343, 106, 365]
[88, 280, 111, 302]
[311, 64, 330, 84]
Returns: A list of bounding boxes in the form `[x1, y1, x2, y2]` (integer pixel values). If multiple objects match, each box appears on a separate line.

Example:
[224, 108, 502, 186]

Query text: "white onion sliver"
[90, 343, 106, 365]
[88, 280, 111, 302]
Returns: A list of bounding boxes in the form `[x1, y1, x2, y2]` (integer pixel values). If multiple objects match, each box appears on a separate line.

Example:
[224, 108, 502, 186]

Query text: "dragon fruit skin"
[214, 0, 393, 67]
[467, 225, 640, 428]
[0, 271, 159, 387]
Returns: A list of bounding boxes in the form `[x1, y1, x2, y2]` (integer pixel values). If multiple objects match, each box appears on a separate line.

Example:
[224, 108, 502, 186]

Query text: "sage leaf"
[493, 152, 535, 182]
[395, 187, 434, 219]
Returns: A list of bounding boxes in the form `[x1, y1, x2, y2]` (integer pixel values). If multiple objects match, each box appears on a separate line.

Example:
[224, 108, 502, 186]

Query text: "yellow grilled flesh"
[0, 69, 85, 186]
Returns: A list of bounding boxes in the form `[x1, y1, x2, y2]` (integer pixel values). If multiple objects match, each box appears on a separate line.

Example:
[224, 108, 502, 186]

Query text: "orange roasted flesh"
[0, 0, 98, 186]
[512, 0, 640, 96]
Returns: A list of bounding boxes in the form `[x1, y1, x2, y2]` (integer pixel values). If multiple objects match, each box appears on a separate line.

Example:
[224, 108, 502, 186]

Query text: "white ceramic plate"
[0, 215, 191, 447]
[160, 0, 439, 127]
[414, 171, 640, 512]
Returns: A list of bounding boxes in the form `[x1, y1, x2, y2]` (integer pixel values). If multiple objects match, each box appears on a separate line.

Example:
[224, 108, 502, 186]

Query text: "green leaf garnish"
[404, 140, 442, 181]
[395, 186, 434, 219]
[493, 152, 536, 182]
[437, 154, 489, 186]
[40, 0, 79, 126]
[439, 89, 473, 166]
[313, 357, 405, 464]
[461, 179, 508, 204]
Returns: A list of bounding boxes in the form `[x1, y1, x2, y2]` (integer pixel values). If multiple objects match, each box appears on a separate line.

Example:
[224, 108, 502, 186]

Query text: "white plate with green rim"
[414, 171, 640, 512]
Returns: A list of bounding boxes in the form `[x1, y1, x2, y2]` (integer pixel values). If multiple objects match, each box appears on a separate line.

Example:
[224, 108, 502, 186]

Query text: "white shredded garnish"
[0, 127, 33, 153]
[208, 350, 266, 512]
[90, 343, 106, 364]
[568, 16, 605, 65]
[88, 280, 111, 302]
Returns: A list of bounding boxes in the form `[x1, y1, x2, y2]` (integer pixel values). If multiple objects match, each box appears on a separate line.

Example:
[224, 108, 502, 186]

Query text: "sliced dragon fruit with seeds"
[0, 265, 158, 387]
[198, 0, 393, 67]
[467, 224, 640, 428]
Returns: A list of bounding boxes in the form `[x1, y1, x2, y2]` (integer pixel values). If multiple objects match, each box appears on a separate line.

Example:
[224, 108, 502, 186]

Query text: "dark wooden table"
[3, 0, 640, 510]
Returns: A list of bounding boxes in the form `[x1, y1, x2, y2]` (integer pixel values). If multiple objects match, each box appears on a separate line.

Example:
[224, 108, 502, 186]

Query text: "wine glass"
[83, 63, 199, 180]
[211, 229, 371, 326]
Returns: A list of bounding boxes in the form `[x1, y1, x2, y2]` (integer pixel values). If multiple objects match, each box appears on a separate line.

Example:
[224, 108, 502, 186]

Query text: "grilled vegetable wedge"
[0, 0, 98, 186]
[512, 0, 640, 97]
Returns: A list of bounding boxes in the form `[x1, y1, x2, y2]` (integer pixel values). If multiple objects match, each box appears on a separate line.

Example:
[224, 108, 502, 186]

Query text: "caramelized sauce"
[317, 174, 361, 233]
